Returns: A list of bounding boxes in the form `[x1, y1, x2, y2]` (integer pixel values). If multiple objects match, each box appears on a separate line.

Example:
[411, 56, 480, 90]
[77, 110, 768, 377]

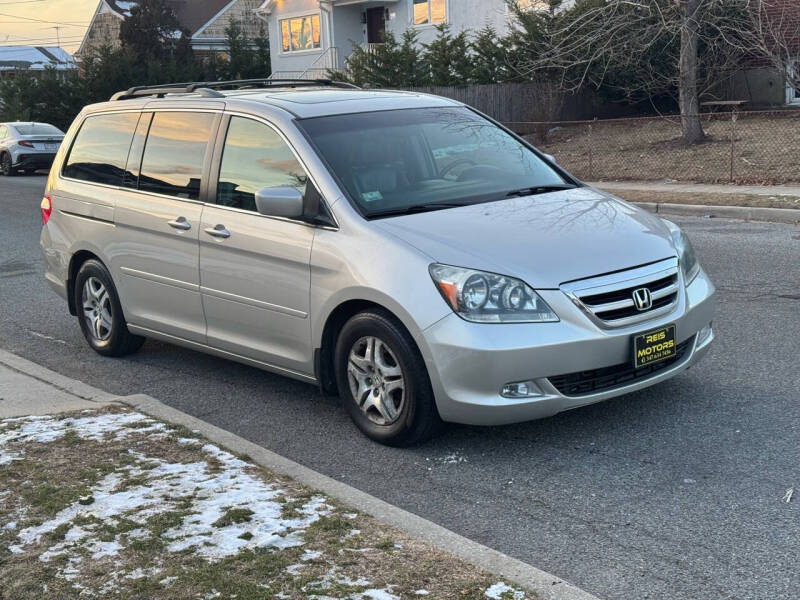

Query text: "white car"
[0, 122, 64, 176]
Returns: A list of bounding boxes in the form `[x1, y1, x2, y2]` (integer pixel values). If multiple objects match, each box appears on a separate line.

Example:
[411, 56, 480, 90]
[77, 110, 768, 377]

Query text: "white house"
[256, 0, 515, 78]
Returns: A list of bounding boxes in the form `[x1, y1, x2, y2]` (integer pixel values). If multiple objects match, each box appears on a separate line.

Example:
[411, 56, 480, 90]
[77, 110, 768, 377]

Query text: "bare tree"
[507, 0, 753, 144]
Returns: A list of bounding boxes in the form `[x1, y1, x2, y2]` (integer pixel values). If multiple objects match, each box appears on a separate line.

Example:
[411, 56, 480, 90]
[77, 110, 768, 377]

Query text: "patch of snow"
[301, 549, 322, 561]
[3, 521, 16, 530]
[0, 412, 167, 466]
[125, 566, 162, 579]
[415, 591, 430, 596]
[88, 540, 123, 559]
[440, 452, 468, 464]
[285, 563, 305, 574]
[159, 576, 178, 587]
[359, 590, 401, 600]
[344, 528, 361, 538]
[485, 582, 525, 599]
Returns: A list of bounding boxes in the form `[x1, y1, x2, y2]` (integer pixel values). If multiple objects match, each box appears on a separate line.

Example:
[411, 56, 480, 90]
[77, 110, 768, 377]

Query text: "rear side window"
[138, 112, 215, 200]
[216, 116, 308, 212]
[62, 113, 139, 186]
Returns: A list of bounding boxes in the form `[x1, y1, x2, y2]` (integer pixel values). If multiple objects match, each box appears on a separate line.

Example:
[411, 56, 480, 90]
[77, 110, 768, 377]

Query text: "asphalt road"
[2, 175, 798, 600]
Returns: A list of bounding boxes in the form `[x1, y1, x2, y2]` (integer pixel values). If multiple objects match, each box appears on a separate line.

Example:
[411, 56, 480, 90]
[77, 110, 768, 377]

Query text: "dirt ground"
[529, 111, 800, 185]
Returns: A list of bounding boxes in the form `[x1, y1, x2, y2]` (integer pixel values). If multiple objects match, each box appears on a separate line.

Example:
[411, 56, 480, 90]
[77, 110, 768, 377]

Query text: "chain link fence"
[509, 109, 800, 185]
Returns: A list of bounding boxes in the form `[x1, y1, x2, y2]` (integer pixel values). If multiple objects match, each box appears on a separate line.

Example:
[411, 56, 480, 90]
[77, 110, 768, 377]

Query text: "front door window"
[366, 7, 385, 44]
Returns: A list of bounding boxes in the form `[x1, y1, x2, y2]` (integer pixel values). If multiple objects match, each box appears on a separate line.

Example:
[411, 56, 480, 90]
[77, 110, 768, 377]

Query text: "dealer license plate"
[634, 325, 676, 368]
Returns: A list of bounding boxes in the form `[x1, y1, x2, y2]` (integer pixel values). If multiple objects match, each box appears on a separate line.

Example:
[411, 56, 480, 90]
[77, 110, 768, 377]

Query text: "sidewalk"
[588, 181, 800, 224]
[0, 349, 599, 600]
[589, 181, 800, 197]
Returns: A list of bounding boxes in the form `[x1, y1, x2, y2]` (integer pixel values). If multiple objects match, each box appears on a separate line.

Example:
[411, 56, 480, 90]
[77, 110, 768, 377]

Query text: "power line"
[0, 10, 88, 26]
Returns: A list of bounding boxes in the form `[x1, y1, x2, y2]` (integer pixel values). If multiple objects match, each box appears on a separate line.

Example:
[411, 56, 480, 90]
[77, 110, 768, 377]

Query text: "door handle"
[167, 217, 192, 231]
[205, 224, 231, 239]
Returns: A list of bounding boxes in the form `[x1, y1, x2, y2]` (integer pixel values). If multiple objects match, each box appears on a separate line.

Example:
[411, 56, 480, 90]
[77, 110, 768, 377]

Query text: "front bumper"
[420, 267, 716, 426]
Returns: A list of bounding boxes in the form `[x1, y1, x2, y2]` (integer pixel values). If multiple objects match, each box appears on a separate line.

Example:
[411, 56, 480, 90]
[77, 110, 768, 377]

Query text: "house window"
[280, 14, 321, 52]
[413, 0, 446, 25]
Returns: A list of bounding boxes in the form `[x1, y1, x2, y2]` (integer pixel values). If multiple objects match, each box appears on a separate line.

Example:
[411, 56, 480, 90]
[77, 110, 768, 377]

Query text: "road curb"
[123, 394, 601, 600]
[0, 348, 601, 600]
[633, 202, 800, 224]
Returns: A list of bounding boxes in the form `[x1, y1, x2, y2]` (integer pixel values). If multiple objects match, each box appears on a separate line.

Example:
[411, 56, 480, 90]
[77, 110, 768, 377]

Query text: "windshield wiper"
[367, 202, 467, 218]
[505, 184, 577, 198]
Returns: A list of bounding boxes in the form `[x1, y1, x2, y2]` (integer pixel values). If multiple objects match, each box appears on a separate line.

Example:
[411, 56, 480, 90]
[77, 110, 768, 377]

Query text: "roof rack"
[109, 78, 360, 101]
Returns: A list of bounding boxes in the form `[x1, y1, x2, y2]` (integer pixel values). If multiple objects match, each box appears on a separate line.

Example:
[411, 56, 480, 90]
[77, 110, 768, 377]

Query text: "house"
[76, 0, 265, 62]
[0, 46, 76, 81]
[256, 0, 515, 79]
[727, 0, 800, 106]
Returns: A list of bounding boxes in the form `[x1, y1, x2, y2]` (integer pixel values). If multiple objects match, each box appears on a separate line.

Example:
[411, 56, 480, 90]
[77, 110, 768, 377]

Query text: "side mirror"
[255, 186, 304, 219]
[542, 153, 556, 164]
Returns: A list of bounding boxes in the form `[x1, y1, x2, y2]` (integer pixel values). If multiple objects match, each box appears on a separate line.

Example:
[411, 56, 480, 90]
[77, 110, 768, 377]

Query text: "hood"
[374, 187, 677, 289]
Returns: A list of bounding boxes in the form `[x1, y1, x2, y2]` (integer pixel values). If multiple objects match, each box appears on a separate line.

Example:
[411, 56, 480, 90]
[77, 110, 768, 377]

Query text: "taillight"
[41, 195, 52, 225]
[18, 141, 34, 148]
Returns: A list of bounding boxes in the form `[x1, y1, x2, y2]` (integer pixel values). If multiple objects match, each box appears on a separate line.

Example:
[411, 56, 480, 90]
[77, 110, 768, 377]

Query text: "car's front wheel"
[74, 259, 144, 357]
[334, 309, 441, 446]
[1, 153, 16, 176]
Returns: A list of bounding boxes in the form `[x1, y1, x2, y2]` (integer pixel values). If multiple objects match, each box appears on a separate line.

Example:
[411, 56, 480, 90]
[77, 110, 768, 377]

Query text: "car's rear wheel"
[74, 259, 144, 357]
[334, 309, 441, 446]
[1, 153, 16, 176]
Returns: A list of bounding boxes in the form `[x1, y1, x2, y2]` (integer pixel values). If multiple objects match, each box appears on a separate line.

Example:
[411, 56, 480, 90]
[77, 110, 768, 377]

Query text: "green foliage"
[334, 30, 428, 87]
[471, 26, 517, 84]
[0, 68, 86, 132]
[221, 18, 271, 80]
[423, 24, 472, 86]
[120, 0, 190, 63]
[335, 23, 525, 88]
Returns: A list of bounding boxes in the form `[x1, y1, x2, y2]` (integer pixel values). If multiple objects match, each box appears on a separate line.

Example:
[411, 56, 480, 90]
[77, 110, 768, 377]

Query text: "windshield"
[12, 123, 64, 136]
[297, 107, 572, 218]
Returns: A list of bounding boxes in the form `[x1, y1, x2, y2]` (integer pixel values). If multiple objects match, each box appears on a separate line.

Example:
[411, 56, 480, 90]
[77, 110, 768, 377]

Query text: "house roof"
[0, 46, 75, 71]
[101, 0, 136, 18]
[98, 0, 238, 36]
[168, 0, 237, 36]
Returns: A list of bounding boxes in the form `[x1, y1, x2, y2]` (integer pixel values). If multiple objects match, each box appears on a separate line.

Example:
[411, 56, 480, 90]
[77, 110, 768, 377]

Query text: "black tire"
[334, 309, 442, 446]
[74, 259, 144, 357]
[1, 153, 15, 177]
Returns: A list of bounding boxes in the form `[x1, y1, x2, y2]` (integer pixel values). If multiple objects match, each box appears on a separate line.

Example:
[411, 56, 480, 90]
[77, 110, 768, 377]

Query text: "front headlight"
[429, 264, 559, 323]
[664, 220, 700, 283]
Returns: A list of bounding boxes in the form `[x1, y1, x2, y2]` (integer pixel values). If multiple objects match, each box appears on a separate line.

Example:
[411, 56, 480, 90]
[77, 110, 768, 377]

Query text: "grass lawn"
[0, 408, 535, 600]
[531, 111, 800, 185]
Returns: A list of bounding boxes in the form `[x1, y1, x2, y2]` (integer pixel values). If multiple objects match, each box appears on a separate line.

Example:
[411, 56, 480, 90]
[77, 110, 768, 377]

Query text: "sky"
[0, 0, 97, 54]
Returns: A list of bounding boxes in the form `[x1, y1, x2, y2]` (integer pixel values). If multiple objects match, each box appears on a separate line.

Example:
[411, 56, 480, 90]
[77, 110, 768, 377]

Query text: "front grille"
[548, 336, 694, 397]
[563, 261, 681, 328]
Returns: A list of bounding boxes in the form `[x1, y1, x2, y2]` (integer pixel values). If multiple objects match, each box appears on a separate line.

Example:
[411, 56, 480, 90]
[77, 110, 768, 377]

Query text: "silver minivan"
[41, 80, 715, 446]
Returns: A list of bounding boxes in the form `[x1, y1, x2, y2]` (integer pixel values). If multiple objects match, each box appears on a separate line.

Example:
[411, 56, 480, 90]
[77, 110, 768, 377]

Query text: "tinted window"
[14, 123, 63, 136]
[216, 116, 308, 212]
[139, 112, 215, 200]
[62, 113, 139, 186]
[297, 107, 567, 218]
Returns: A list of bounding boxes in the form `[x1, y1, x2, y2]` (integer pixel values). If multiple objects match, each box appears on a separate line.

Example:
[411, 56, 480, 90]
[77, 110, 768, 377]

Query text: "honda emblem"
[632, 287, 653, 311]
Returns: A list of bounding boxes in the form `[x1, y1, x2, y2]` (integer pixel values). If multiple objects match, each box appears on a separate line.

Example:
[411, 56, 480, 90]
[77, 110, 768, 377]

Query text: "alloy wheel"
[82, 277, 113, 342]
[347, 336, 406, 426]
